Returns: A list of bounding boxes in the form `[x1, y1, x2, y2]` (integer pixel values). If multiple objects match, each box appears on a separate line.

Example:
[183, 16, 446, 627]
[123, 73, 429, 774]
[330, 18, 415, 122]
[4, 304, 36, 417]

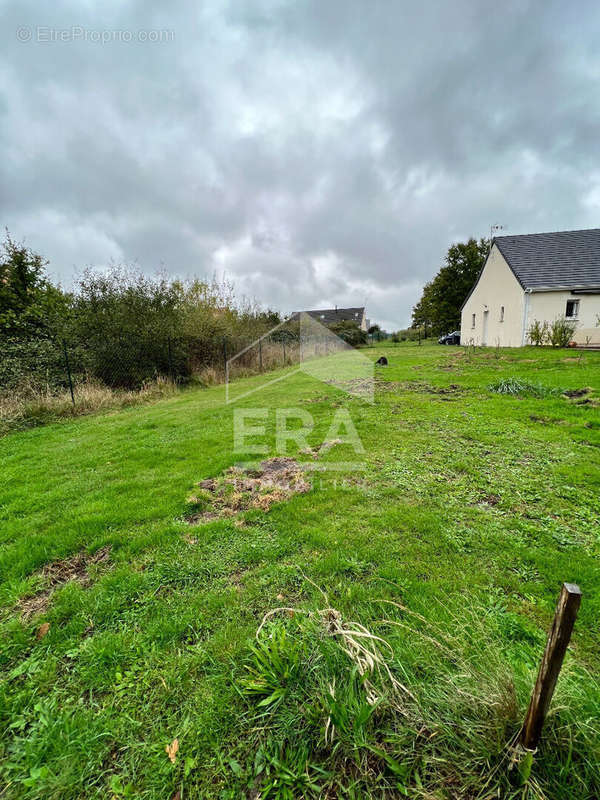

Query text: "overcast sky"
[2, 1, 600, 329]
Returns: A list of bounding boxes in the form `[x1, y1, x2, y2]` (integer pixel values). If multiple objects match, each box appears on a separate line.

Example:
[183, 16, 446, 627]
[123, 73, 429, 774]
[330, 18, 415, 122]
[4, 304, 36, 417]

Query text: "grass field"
[1, 343, 599, 799]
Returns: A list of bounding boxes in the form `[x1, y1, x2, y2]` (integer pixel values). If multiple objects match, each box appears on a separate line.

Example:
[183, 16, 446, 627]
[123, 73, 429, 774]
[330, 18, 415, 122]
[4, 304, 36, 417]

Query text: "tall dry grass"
[0, 377, 178, 434]
[0, 345, 301, 435]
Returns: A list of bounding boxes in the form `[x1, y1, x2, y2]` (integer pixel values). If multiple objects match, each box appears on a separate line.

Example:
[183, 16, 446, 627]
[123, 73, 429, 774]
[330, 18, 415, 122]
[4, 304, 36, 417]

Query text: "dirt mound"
[19, 546, 111, 620]
[187, 458, 310, 524]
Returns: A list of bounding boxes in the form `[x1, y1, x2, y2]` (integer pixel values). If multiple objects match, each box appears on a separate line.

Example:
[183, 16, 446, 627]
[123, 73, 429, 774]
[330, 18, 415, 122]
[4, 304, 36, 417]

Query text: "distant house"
[460, 228, 600, 347]
[292, 306, 367, 331]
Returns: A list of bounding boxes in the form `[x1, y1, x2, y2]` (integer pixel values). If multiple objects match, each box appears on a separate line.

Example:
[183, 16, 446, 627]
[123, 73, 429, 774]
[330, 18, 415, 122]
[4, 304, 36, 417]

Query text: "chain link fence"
[0, 332, 303, 408]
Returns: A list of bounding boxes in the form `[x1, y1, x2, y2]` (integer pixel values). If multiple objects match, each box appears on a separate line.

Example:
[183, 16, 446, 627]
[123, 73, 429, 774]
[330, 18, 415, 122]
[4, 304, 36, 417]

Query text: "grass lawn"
[1, 343, 599, 799]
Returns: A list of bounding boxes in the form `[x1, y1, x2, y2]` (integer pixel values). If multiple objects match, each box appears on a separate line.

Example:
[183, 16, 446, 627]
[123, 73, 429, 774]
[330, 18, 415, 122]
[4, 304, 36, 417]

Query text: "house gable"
[460, 244, 525, 347]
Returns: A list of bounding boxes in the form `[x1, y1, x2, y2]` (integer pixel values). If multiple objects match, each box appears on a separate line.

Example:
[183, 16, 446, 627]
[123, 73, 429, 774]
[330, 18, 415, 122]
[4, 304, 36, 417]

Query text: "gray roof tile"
[291, 307, 365, 325]
[495, 228, 600, 289]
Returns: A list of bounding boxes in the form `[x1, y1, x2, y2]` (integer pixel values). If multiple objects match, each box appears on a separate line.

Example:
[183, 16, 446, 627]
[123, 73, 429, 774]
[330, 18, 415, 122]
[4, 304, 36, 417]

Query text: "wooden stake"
[520, 582, 581, 750]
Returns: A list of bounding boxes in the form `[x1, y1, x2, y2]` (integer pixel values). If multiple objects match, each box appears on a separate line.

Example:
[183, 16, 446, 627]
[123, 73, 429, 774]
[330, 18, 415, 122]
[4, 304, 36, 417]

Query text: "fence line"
[0, 330, 353, 408]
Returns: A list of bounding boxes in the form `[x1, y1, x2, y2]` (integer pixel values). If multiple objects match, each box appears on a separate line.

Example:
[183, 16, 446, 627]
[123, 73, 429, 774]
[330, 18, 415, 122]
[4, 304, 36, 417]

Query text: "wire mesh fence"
[0, 331, 306, 408]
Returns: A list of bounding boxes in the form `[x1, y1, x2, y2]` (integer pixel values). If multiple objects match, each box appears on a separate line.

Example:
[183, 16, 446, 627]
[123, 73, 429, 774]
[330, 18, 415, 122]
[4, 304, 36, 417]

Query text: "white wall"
[528, 291, 600, 345]
[460, 244, 525, 346]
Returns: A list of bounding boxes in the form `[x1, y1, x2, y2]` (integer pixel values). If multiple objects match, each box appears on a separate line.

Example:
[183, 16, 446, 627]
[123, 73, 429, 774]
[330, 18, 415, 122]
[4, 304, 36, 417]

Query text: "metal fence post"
[222, 337, 227, 374]
[259, 338, 263, 371]
[62, 339, 75, 406]
[282, 339, 286, 365]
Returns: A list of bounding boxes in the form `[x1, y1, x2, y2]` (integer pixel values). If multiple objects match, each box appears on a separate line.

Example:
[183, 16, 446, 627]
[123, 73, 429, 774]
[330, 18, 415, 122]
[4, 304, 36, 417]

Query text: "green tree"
[412, 237, 489, 336]
[329, 320, 367, 346]
[0, 231, 65, 338]
[368, 323, 381, 342]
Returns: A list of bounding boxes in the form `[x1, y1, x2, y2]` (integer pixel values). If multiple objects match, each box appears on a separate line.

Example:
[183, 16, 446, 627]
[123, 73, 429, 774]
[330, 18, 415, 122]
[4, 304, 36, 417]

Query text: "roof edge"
[460, 240, 524, 312]
[492, 238, 527, 290]
[527, 284, 600, 292]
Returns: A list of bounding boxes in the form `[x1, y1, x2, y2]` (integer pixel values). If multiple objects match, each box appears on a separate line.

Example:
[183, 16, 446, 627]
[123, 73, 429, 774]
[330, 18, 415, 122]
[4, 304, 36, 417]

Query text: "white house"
[460, 228, 600, 347]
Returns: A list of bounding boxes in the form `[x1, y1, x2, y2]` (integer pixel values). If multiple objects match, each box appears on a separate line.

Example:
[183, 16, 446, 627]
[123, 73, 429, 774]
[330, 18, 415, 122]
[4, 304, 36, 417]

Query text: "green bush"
[527, 319, 550, 346]
[549, 317, 577, 348]
[328, 320, 367, 346]
[0, 338, 67, 392]
[528, 317, 577, 348]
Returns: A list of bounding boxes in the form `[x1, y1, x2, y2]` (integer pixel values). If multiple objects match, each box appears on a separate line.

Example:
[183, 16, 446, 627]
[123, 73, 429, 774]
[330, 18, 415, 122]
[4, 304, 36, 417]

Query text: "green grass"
[1, 343, 599, 798]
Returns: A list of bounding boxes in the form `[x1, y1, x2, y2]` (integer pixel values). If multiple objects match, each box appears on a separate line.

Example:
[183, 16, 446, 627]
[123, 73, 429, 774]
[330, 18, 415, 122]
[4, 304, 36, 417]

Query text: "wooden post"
[258, 339, 263, 371]
[520, 582, 581, 750]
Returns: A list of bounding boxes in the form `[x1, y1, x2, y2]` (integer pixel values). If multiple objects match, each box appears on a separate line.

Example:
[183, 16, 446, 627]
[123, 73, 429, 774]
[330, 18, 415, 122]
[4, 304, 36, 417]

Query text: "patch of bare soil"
[324, 377, 377, 396]
[529, 414, 570, 426]
[479, 493, 501, 507]
[324, 377, 413, 396]
[229, 568, 249, 592]
[323, 378, 463, 397]
[413, 382, 463, 397]
[304, 394, 332, 404]
[186, 457, 311, 524]
[563, 387, 590, 398]
[391, 381, 464, 398]
[19, 546, 111, 620]
[300, 439, 343, 459]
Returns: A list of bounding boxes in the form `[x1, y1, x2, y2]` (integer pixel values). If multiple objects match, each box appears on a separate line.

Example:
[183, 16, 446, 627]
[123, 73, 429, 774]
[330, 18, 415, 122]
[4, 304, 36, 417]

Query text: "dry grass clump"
[0, 377, 178, 434]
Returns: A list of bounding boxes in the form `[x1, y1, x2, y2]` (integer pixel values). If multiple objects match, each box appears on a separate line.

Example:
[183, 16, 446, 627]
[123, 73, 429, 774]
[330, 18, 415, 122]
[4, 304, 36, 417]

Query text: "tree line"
[0, 232, 283, 390]
[1, 232, 374, 393]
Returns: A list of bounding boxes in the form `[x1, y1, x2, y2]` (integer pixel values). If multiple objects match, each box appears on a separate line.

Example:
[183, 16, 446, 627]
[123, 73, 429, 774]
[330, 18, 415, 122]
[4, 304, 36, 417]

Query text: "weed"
[488, 378, 563, 397]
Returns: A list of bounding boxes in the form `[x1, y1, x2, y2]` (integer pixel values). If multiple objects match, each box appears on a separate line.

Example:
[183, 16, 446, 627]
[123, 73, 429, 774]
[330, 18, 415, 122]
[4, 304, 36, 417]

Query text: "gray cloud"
[2, 0, 600, 330]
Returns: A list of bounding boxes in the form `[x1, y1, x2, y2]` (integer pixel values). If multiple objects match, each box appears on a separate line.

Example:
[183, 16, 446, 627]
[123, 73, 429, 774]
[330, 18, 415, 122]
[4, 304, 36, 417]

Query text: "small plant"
[488, 378, 562, 398]
[549, 317, 577, 348]
[464, 339, 475, 361]
[527, 319, 549, 346]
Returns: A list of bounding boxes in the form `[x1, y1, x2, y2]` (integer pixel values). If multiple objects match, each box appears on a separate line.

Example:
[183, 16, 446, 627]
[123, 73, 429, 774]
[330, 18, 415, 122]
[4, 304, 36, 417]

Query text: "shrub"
[527, 319, 549, 346]
[0, 337, 67, 392]
[328, 320, 367, 346]
[549, 317, 577, 348]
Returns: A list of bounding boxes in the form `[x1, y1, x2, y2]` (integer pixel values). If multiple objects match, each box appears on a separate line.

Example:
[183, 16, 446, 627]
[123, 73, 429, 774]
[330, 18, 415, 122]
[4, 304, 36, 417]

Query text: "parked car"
[438, 330, 461, 345]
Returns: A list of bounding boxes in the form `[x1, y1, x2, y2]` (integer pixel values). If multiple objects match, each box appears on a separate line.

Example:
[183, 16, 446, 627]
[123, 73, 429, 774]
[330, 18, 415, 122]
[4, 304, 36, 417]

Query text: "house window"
[471, 313, 476, 328]
[565, 299, 579, 319]
[500, 306, 504, 322]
